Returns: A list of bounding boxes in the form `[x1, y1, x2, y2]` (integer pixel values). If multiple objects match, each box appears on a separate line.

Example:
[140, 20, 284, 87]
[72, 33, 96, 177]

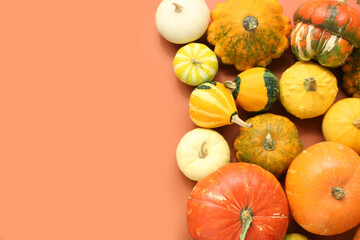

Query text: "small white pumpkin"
[155, 0, 210, 44]
[176, 128, 230, 181]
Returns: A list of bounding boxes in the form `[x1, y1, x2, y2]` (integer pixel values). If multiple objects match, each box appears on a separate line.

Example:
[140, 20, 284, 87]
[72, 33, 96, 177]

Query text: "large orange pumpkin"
[285, 141, 360, 236]
[187, 162, 289, 240]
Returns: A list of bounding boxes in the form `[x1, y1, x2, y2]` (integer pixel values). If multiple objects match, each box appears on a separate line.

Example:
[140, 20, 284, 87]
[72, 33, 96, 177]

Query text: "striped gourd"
[224, 67, 279, 113]
[291, 22, 354, 67]
[173, 43, 218, 86]
[189, 81, 252, 128]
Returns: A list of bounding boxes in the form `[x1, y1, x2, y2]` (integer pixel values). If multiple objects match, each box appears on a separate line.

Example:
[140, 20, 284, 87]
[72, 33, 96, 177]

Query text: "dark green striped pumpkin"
[224, 67, 279, 113]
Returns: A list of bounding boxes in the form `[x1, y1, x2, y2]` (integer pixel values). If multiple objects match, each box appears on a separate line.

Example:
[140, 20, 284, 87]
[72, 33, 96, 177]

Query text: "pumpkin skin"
[279, 61, 338, 119]
[234, 113, 302, 178]
[224, 67, 279, 113]
[189, 82, 252, 129]
[187, 162, 289, 240]
[322, 98, 360, 154]
[207, 0, 291, 71]
[173, 43, 218, 86]
[342, 48, 360, 98]
[176, 128, 230, 181]
[285, 141, 360, 236]
[291, 0, 360, 67]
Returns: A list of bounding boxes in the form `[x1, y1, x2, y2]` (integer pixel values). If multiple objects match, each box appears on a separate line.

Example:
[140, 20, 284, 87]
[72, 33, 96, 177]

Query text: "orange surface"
[0, 0, 359, 239]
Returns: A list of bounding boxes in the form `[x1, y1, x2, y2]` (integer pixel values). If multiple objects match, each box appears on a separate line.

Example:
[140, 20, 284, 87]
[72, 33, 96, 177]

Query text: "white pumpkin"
[155, 0, 210, 44]
[176, 128, 230, 181]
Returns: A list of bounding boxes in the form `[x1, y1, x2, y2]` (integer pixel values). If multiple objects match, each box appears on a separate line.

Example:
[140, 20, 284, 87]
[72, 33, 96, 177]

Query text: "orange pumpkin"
[285, 141, 360, 236]
[187, 163, 289, 240]
[354, 227, 360, 240]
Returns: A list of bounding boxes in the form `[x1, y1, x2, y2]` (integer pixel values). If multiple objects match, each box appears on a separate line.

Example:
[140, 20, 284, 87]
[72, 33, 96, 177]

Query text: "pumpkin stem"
[353, 119, 360, 129]
[331, 187, 345, 200]
[240, 208, 253, 240]
[264, 133, 276, 151]
[191, 58, 203, 65]
[172, 2, 183, 13]
[304, 78, 317, 92]
[224, 81, 237, 91]
[198, 141, 208, 159]
[243, 16, 258, 31]
[231, 114, 252, 128]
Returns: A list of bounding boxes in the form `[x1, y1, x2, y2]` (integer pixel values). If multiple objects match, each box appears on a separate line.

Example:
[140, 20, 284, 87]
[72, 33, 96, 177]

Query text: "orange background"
[0, 0, 359, 239]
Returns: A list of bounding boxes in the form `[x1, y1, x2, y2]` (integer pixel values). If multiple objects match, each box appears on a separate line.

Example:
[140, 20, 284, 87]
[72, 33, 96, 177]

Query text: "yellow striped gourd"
[189, 81, 252, 128]
[173, 43, 218, 86]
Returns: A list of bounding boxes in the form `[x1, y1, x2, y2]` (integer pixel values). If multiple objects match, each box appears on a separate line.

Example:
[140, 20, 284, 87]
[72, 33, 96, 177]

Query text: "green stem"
[263, 133, 276, 151]
[240, 209, 253, 240]
[331, 187, 345, 200]
[243, 16, 258, 31]
[304, 78, 317, 91]
[224, 81, 236, 91]
[191, 58, 203, 65]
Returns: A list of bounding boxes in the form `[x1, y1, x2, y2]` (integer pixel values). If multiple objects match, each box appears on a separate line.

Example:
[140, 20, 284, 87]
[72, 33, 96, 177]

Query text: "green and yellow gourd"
[224, 67, 279, 113]
[189, 82, 252, 128]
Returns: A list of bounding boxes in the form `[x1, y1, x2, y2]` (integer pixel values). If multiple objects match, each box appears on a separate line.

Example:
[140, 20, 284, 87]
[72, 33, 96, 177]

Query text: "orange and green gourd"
[224, 67, 279, 113]
[342, 48, 360, 97]
[233, 113, 303, 178]
[291, 0, 360, 67]
[207, 0, 291, 72]
[189, 81, 252, 129]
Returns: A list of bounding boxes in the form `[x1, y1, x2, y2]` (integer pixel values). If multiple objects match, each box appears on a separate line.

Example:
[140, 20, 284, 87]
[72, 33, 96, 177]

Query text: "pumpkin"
[354, 227, 360, 240]
[176, 128, 230, 181]
[207, 0, 291, 72]
[279, 61, 338, 119]
[234, 113, 302, 178]
[283, 233, 309, 240]
[173, 43, 218, 86]
[322, 98, 360, 154]
[285, 141, 360, 236]
[291, 0, 360, 67]
[187, 162, 289, 240]
[155, 0, 210, 44]
[224, 67, 279, 113]
[342, 47, 360, 98]
[189, 81, 252, 129]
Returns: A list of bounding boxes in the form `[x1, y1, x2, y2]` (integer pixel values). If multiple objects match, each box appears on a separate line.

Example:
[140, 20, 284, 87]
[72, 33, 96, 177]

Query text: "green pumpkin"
[233, 113, 303, 178]
[224, 67, 279, 113]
